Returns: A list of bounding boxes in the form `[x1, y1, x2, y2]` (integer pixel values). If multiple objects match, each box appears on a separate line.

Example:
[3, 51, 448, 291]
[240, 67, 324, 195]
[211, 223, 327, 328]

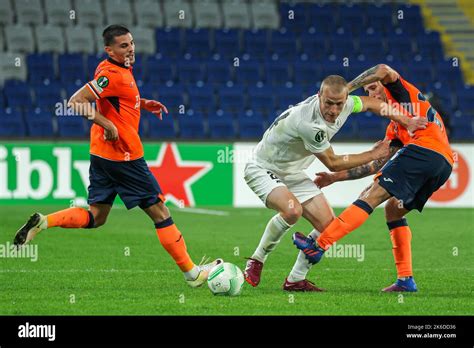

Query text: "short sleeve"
[86, 69, 122, 99]
[298, 121, 330, 154]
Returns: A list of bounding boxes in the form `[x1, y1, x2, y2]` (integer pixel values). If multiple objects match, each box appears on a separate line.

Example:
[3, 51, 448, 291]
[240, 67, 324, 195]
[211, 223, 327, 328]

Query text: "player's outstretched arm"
[314, 140, 390, 172]
[315, 143, 402, 188]
[140, 98, 168, 120]
[359, 96, 428, 133]
[68, 86, 118, 140]
[347, 64, 399, 92]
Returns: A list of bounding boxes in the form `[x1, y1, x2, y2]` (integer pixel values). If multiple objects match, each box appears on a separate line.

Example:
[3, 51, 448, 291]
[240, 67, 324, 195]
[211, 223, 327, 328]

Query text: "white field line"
[172, 208, 230, 216]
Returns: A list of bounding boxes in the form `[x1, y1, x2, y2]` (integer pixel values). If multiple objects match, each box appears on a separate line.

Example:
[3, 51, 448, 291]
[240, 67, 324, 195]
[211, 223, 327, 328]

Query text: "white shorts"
[244, 161, 322, 206]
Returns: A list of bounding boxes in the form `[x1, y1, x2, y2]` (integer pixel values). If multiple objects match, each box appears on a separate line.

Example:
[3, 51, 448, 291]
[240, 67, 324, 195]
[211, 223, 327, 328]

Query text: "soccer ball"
[207, 262, 244, 296]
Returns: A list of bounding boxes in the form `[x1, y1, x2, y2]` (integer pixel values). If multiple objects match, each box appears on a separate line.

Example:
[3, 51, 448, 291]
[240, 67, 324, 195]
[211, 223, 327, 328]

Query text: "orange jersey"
[86, 58, 143, 161]
[382, 76, 454, 165]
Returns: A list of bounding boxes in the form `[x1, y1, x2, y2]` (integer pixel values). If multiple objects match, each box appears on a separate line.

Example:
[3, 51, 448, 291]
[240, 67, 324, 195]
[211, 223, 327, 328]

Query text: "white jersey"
[252, 94, 361, 176]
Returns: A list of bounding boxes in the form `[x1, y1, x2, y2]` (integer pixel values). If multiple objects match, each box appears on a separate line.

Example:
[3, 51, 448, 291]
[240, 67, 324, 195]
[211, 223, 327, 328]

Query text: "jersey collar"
[107, 57, 131, 70]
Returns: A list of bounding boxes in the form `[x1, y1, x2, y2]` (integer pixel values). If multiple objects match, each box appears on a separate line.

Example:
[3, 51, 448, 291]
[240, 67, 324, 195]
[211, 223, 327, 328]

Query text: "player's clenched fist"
[104, 123, 119, 141]
[314, 172, 337, 189]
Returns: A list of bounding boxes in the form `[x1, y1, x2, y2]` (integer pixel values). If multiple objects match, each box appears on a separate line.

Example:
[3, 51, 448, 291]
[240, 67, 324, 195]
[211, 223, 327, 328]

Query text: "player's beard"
[124, 54, 135, 67]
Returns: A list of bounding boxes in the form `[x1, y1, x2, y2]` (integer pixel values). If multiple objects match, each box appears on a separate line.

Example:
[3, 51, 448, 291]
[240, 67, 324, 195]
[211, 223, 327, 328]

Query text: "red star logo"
[148, 143, 212, 207]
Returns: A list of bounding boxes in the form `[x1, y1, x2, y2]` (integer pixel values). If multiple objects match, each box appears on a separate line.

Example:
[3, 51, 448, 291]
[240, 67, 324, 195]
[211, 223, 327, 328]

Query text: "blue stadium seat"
[34, 82, 63, 109]
[59, 53, 86, 83]
[147, 112, 176, 139]
[243, 30, 269, 58]
[247, 83, 275, 114]
[178, 110, 206, 139]
[300, 27, 329, 57]
[176, 58, 205, 84]
[208, 110, 235, 138]
[218, 84, 246, 111]
[184, 29, 211, 57]
[205, 58, 232, 84]
[386, 30, 415, 61]
[280, 2, 308, 33]
[0, 108, 26, 137]
[187, 83, 215, 112]
[4, 80, 33, 109]
[27, 53, 55, 82]
[234, 58, 262, 84]
[155, 83, 185, 112]
[329, 32, 358, 58]
[333, 120, 356, 140]
[213, 29, 241, 58]
[24, 107, 54, 137]
[238, 110, 265, 139]
[265, 59, 291, 85]
[270, 29, 298, 58]
[57, 116, 87, 137]
[451, 114, 473, 140]
[435, 59, 465, 86]
[156, 28, 182, 57]
[274, 84, 304, 110]
[338, 4, 366, 35]
[293, 59, 321, 86]
[147, 54, 175, 83]
[365, 5, 394, 33]
[358, 31, 386, 60]
[306, 4, 339, 33]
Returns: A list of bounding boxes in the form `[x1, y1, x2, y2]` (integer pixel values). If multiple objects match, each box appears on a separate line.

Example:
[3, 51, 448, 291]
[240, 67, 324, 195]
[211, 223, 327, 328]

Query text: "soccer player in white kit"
[243, 75, 428, 291]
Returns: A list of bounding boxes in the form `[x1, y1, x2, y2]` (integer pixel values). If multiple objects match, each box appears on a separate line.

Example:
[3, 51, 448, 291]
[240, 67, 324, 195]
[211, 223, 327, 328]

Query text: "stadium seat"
[156, 83, 185, 112]
[59, 54, 86, 83]
[75, 0, 104, 27]
[155, 28, 183, 57]
[293, 60, 321, 86]
[129, 27, 156, 55]
[238, 110, 265, 139]
[65, 27, 95, 54]
[355, 113, 389, 140]
[187, 83, 215, 113]
[386, 30, 415, 61]
[87, 53, 107, 80]
[358, 31, 386, 60]
[104, 0, 134, 28]
[147, 112, 176, 139]
[251, 0, 280, 29]
[193, 0, 222, 29]
[265, 59, 291, 85]
[15, 0, 44, 25]
[333, 120, 356, 140]
[0, 53, 28, 85]
[274, 84, 304, 110]
[234, 58, 262, 85]
[339, 4, 366, 35]
[306, 4, 339, 34]
[218, 83, 245, 111]
[184, 29, 211, 57]
[247, 83, 275, 114]
[27, 53, 55, 82]
[205, 58, 232, 84]
[242, 30, 269, 58]
[279, 2, 308, 33]
[57, 116, 87, 137]
[5, 25, 35, 53]
[163, 0, 193, 28]
[269, 29, 298, 58]
[134, 0, 163, 28]
[176, 58, 205, 84]
[213, 29, 241, 58]
[0, 0, 13, 25]
[44, 0, 73, 26]
[35, 26, 66, 53]
[208, 110, 236, 138]
[178, 110, 206, 139]
[222, 0, 251, 29]
[300, 27, 330, 58]
[33, 81, 63, 109]
[365, 5, 394, 33]
[24, 107, 54, 137]
[329, 32, 358, 58]
[0, 107, 26, 137]
[146, 54, 175, 83]
[4, 80, 32, 109]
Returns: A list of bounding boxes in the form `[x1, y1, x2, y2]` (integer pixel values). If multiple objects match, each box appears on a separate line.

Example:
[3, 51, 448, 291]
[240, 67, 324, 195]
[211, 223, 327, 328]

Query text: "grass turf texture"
[0, 205, 472, 315]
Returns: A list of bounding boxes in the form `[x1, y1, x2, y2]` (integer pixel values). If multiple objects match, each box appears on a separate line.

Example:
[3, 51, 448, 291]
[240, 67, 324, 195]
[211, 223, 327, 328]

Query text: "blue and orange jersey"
[382, 76, 454, 165]
[86, 57, 143, 161]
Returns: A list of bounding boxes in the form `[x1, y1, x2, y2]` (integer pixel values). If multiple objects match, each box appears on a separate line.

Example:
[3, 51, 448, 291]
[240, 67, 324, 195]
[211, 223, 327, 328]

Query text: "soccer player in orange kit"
[13, 25, 221, 287]
[293, 64, 454, 292]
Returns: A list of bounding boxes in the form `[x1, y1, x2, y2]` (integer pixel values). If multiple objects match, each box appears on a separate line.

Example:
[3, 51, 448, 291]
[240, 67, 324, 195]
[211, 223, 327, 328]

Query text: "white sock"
[183, 265, 200, 281]
[287, 229, 321, 283]
[252, 214, 293, 263]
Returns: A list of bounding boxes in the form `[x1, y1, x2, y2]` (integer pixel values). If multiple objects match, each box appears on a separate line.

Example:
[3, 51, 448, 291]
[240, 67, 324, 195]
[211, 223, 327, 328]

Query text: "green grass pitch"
[0, 205, 472, 315]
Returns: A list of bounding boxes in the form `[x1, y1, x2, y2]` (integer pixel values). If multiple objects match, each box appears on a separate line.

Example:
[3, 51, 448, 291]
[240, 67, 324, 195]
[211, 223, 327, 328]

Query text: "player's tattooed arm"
[347, 64, 399, 92]
[315, 145, 401, 188]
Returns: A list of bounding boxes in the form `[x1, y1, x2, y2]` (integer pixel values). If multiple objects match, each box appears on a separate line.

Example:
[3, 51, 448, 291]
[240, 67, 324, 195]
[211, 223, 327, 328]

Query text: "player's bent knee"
[281, 204, 303, 224]
[384, 198, 404, 221]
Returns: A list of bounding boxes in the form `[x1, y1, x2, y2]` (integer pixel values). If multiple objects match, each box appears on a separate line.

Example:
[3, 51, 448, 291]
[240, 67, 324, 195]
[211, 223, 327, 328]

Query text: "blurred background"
[0, 0, 473, 141]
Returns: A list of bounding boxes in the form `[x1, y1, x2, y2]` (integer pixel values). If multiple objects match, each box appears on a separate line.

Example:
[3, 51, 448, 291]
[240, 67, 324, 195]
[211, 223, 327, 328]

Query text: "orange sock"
[47, 207, 94, 228]
[387, 218, 413, 278]
[155, 217, 194, 272]
[317, 200, 373, 250]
